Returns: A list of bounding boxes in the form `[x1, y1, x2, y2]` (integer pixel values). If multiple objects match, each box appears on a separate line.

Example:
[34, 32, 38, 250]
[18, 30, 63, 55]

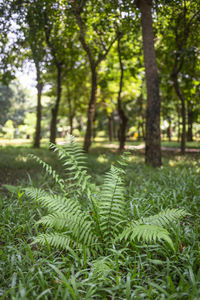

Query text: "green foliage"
[1, 144, 200, 299]
[2, 120, 15, 139]
[0, 84, 13, 125]
[26, 135, 188, 255]
[18, 112, 36, 138]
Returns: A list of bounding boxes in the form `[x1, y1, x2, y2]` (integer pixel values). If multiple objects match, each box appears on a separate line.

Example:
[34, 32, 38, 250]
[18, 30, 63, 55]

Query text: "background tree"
[71, 0, 118, 152]
[136, 0, 162, 167]
[41, 0, 78, 144]
[60, 56, 90, 135]
[23, 0, 46, 148]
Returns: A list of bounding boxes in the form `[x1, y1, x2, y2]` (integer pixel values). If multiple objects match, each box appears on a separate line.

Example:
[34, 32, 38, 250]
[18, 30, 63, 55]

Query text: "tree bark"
[187, 102, 193, 142]
[69, 115, 74, 135]
[117, 36, 128, 151]
[138, 0, 161, 166]
[167, 118, 172, 142]
[137, 94, 144, 139]
[33, 65, 43, 148]
[178, 116, 181, 143]
[66, 87, 75, 134]
[50, 63, 62, 144]
[173, 76, 186, 154]
[83, 66, 97, 152]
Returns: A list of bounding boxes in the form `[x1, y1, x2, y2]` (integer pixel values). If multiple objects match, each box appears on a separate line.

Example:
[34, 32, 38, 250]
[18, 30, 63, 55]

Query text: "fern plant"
[26, 135, 188, 255]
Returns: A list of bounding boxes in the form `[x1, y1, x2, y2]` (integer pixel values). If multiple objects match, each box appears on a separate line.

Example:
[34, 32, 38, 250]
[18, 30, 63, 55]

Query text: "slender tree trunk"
[117, 36, 128, 151]
[84, 66, 97, 152]
[138, 0, 161, 166]
[187, 102, 193, 141]
[178, 117, 180, 143]
[50, 63, 62, 144]
[137, 95, 144, 139]
[108, 115, 113, 142]
[69, 116, 74, 135]
[181, 100, 186, 153]
[33, 65, 43, 148]
[167, 117, 172, 142]
[113, 114, 118, 139]
[170, 3, 197, 151]
[176, 104, 180, 142]
[173, 76, 186, 153]
[142, 122, 145, 140]
[66, 87, 74, 134]
[72, 1, 116, 152]
[43, 9, 63, 145]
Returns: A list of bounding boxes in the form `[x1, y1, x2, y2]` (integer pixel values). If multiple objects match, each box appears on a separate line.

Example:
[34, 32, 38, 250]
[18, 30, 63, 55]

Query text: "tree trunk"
[187, 102, 193, 142]
[83, 66, 97, 152]
[181, 99, 186, 154]
[178, 118, 180, 143]
[69, 115, 74, 135]
[108, 115, 113, 142]
[33, 66, 43, 148]
[50, 63, 62, 144]
[167, 117, 172, 142]
[66, 87, 74, 134]
[72, 2, 116, 152]
[173, 76, 186, 154]
[138, 0, 161, 166]
[142, 122, 145, 140]
[113, 114, 118, 139]
[117, 36, 128, 151]
[176, 104, 180, 142]
[137, 94, 144, 139]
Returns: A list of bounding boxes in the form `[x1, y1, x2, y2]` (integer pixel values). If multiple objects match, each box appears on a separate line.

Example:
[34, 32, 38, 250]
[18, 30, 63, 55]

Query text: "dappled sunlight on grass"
[1, 141, 199, 187]
[15, 154, 29, 163]
[0, 138, 33, 146]
[168, 160, 176, 167]
[0, 146, 59, 186]
[97, 154, 109, 164]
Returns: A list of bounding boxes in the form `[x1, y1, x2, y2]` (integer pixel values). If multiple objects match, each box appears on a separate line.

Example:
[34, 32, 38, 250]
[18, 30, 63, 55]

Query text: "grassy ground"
[0, 142, 200, 299]
[161, 140, 200, 149]
[0, 137, 199, 148]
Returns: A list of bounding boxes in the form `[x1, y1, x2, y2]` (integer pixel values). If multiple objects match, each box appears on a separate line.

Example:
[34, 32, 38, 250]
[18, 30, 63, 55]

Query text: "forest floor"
[0, 140, 200, 299]
[99, 143, 200, 153]
[0, 139, 199, 186]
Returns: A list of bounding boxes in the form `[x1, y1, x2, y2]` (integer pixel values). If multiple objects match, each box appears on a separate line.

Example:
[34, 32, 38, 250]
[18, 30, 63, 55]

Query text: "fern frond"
[91, 257, 113, 278]
[134, 209, 188, 228]
[25, 187, 82, 214]
[36, 210, 99, 249]
[117, 151, 131, 170]
[119, 224, 175, 251]
[50, 137, 92, 199]
[33, 233, 97, 257]
[32, 233, 73, 250]
[99, 165, 126, 243]
[28, 154, 65, 192]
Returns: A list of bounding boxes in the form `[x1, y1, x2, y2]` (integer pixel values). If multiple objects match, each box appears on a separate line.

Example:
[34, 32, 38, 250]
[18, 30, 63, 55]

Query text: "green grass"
[161, 140, 200, 149]
[0, 144, 200, 299]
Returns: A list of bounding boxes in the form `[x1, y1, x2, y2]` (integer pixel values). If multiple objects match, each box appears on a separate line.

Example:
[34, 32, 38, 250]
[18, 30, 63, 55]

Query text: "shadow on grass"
[0, 142, 199, 187]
